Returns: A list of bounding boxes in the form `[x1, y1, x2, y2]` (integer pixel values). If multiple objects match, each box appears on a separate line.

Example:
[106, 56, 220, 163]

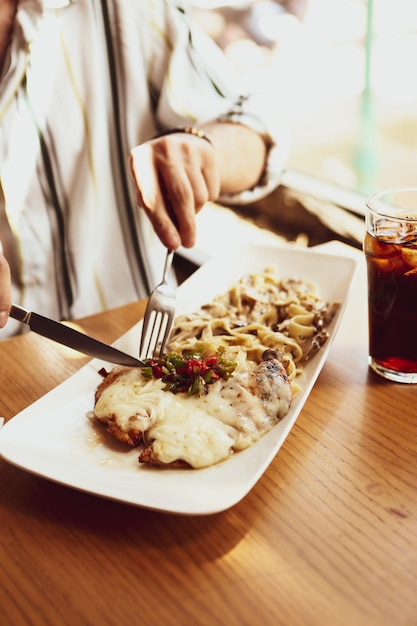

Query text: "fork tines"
[139, 306, 174, 360]
[139, 249, 176, 360]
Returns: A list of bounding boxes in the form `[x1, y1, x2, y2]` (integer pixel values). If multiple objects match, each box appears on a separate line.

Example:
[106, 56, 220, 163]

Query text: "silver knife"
[9, 304, 145, 367]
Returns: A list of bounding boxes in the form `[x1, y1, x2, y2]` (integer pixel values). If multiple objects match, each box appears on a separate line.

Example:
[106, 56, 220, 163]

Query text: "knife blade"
[9, 304, 145, 367]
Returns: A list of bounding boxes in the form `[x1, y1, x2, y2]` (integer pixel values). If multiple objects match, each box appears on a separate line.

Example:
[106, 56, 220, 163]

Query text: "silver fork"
[139, 249, 176, 360]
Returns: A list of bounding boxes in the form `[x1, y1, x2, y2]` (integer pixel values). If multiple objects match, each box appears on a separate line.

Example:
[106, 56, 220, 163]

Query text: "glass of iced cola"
[364, 187, 417, 383]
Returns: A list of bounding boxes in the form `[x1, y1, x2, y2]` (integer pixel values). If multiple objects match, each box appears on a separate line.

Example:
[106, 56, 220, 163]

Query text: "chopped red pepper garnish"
[142, 346, 236, 396]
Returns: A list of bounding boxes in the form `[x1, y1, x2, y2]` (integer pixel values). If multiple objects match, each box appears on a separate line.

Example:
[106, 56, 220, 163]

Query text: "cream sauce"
[94, 364, 291, 469]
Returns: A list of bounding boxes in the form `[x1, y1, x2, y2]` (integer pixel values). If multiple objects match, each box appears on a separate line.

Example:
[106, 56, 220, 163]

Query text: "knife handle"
[9, 304, 31, 325]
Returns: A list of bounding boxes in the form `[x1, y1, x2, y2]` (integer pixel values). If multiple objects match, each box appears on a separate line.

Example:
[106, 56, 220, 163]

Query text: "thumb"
[0, 252, 11, 327]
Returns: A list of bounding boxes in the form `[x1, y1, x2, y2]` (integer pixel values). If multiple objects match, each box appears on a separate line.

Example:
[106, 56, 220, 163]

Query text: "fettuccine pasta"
[167, 267, 340, 393]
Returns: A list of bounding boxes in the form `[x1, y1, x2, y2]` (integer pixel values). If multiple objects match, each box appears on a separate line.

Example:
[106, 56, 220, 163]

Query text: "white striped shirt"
[0, 0, 289, 338]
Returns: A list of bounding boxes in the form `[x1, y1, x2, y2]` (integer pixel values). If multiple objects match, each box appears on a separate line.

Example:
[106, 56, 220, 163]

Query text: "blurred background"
[183, 1, 417, 250]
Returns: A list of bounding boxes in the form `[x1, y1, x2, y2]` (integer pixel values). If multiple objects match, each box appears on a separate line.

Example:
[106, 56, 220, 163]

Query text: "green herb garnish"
[142, 346, 236, 396]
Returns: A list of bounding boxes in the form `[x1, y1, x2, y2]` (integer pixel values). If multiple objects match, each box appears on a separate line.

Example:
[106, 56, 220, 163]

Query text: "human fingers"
[130, 142, 181, 249]
[157, 153, 216, 248]
[0, 252, 11, 328]
[130, 135, 219, 249]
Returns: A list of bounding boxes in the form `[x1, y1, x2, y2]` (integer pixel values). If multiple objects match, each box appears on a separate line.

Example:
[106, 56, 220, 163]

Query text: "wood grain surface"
[1, 251, 416, 626]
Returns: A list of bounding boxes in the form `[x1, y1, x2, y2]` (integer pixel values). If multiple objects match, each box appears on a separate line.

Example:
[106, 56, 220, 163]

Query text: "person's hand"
[0, 252, 11, 328]
[129, 132, 220, 250]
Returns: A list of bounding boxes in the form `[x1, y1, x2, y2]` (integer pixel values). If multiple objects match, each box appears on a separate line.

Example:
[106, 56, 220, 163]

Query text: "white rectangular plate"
[0, 243, 359, 515]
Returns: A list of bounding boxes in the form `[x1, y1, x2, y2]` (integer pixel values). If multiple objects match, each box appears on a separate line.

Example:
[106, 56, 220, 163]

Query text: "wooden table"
[1, 247, 416, 626]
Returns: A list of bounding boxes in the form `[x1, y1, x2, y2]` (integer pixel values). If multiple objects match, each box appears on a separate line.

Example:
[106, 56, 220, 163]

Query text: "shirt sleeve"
[146, 1, 290, 205]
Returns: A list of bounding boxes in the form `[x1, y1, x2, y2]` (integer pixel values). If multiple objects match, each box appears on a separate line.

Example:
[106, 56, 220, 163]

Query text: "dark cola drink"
[364, 221, 417, 382]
